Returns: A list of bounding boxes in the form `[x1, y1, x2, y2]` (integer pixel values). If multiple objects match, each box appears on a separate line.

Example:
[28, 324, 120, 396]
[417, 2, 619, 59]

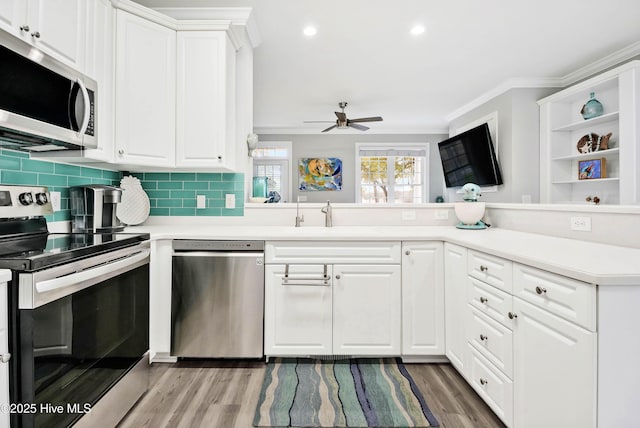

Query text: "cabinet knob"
[0, 353, 10, 363]
[31, 31, 41, 38]
[20, 25, 30, 32]
[335, 274, 341, 280]
[479, 296, 488, 304]
[405, 250, 411, 256]
[479, 378, 488, 385]
[480, 334, 487, 341]
[535, 286, 547, 295]
[217, 155, 222, 160]
[508, 312, 518, 319]
[118, 149, 124, 155]
[480, 265, 488, 272]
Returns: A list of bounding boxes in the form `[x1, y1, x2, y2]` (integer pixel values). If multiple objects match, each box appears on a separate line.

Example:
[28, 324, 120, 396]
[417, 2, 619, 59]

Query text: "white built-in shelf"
[551, 177, 619, 185]
[552, 111, 619, 132]
[552, 148, 620, 162]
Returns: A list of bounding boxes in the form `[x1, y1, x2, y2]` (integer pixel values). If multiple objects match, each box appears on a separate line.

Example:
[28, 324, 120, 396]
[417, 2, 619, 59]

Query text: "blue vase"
[580, 92, 603, 120]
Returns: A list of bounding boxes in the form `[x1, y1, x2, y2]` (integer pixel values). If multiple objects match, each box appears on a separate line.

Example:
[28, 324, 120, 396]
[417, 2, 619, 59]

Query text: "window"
[356, 144, 429, 203]
[252, 141, 292, 202]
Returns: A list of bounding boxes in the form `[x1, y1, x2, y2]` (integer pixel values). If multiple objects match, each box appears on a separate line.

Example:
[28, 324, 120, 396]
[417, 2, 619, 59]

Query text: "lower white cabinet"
[402, 242, 444, 356]
[512, 298, 596, 428]
[1, 280, 9, 428]
[444, 243, 467, 371]
[333, 264, 401, 355]
[264, 264, 333, 355]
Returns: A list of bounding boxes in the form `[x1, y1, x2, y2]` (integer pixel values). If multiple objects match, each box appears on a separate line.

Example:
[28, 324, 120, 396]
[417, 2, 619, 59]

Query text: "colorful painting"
[298, 158, 342, 191]
[578, 158, 606, 180]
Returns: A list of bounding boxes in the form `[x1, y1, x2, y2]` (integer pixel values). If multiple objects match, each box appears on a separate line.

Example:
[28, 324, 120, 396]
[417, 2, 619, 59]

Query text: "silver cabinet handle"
[405, 250, 411, 256]
[535, 286, 547, 295]
[480, 334, 487, 341]
[480, 296, 488, 303]
[118, 149, 124, 155]
[20, 25, 30, 32]
[508, 312, 518, 319]
[31, 31, 41, 38]
[335, 274, 341, 280]
[480, 265, 488, 272]
[1, 353, 11, 363]
[480, 378, 488, 385]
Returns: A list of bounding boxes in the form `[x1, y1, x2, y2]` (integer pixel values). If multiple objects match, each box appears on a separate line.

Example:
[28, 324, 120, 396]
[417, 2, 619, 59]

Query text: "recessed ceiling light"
[303, 26, 317, 37]
[410, 25, 426, 36]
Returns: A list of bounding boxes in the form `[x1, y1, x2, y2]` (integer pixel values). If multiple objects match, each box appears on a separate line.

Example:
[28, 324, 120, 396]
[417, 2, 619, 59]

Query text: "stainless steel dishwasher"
[171, 240, 264, 358]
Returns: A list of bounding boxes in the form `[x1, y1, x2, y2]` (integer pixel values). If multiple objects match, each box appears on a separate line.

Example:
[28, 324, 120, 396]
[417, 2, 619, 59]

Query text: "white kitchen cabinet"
[0, 279, 9, 428]
[512, 298, 596, 428]
[264, 264, 333, 356]
[176, 31, 237, 169]
[402, 242, 444, 356]
[114, 9, 176, 167]
[0, 0, 86, 71]
[333, 264, 401, 355]
[444, 242, 467, 373]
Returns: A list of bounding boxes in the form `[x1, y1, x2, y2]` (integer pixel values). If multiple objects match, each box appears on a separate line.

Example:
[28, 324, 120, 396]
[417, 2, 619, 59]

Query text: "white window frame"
[252, 141, 292, 202]
[355, 142, 430, 204]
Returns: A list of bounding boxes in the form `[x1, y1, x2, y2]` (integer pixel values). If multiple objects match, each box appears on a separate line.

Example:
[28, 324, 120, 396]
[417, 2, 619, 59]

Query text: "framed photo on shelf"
[578, 158, 606, 180]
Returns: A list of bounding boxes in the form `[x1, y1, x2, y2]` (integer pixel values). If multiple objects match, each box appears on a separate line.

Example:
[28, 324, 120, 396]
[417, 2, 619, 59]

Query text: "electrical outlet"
[196, 195, 206, 209]
[297, 195, 307, 202]
[434, 210, 449, 220]
[225, 193, 235, 209]
[50, 191, 61, 211]
[401, 210, 417, 221]
[570, 216, 591, 231]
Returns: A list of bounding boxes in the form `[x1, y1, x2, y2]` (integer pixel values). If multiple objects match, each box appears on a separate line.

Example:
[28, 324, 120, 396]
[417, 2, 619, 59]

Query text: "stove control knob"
[35, 192, 49, 205]
[18, 192, 34, 205]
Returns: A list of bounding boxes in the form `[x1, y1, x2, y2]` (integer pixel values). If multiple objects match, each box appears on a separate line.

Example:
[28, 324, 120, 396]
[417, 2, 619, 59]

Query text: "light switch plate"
[225, 193, 235, 209]
[570, 216, 591, 231]
[434, 210, 449, 220]
[50, 191, 61, 211]
[401, 210, 416, 221]
[196, 195, 206, 209]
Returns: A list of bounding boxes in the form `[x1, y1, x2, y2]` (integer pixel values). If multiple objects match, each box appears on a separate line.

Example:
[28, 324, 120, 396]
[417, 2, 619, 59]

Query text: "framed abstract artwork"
[578, 158, 606, 180]
[298, 158, 342, 191]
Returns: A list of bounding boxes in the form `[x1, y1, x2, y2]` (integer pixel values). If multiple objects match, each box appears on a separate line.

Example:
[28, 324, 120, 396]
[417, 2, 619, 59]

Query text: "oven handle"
[21, 248, 150, 309]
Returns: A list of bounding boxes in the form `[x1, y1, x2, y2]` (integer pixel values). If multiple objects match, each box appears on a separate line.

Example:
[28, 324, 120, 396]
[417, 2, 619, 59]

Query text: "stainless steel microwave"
[0, 31, 97, 152]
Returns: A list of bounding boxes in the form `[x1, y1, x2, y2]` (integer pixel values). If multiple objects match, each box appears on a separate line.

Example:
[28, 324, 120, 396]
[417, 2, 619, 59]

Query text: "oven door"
[13, 244, 149, 428]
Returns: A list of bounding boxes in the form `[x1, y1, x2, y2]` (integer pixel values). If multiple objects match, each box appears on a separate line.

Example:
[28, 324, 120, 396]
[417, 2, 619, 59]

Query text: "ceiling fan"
[305, 102, 383, 132]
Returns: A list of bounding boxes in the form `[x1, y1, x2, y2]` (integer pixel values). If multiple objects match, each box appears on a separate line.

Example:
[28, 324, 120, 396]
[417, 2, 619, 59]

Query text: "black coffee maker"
[69, 185, 125, 233]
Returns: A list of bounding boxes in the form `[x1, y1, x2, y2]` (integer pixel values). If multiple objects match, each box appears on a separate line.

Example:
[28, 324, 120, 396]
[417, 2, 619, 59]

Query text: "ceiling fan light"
[303, 26, 317, 37]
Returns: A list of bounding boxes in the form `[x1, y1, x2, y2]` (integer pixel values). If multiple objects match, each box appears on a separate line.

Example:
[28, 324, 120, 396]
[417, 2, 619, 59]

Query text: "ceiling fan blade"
[349, 123, 370, 131]
[321, 125, 338, 132]
[348, 116, 383, 123]
[335, 111, 347, 121]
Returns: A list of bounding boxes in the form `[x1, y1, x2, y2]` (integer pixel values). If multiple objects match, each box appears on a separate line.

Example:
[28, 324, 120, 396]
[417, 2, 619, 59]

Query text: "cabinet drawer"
[467, 305, 513, 378]
[468, 345, 513, 428]
[468, 277, 513, 328]
[468, 250, 513, 293]
[513, 264, 596, 331]
[265, 241, 401, 264]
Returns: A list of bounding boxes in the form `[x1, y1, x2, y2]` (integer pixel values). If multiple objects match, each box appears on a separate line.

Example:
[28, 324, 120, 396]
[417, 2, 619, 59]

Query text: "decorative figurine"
[576, 132, 611, 153]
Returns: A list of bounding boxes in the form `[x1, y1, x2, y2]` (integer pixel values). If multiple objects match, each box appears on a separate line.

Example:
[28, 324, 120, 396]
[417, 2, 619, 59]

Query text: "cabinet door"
[115, 10, 175, 167]
[333, 264, 401, 355]
[402, 242, 444, 355]
[0, 0, 27, 37]
[27, 0, 86, 70]
[513, 298, 596, 428]
[0, 283, 8, 428]
[444, 242, 468, 373]
[176, 31, 236, 169]
[264, 265, 333, 356]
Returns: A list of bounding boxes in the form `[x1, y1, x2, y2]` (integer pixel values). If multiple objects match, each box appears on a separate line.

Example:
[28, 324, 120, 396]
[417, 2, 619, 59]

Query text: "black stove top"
[0, 232, 150, 272]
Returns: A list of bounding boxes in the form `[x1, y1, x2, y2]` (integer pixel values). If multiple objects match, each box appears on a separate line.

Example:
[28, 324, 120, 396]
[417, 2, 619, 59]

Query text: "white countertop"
[125, 225, 640, 286]
[0, 269, 11, 284]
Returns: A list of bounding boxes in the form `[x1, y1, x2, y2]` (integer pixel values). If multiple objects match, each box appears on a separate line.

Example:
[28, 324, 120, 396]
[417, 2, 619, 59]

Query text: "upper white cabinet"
[114, 9, 176, 167]
[176, 31, 237, 169]
[402, 242, 444, 356]
[0, 0, 86, 71]
[539, 61, 640, 205]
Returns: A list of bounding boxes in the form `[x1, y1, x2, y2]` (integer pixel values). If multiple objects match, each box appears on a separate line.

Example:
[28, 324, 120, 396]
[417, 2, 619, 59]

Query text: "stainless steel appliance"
[69, 185, 124, 233]
[171, 240, 264, 358]
[0, 184, 149, 428]
[0, 32, 97, 152]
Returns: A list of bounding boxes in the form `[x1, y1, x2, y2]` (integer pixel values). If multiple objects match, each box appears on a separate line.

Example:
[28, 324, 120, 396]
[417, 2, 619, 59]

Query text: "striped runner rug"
[253, 358, 440, 427]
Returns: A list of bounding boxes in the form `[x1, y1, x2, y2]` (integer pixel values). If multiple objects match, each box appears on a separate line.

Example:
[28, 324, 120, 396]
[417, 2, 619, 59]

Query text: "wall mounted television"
[437, 123, 504, 188]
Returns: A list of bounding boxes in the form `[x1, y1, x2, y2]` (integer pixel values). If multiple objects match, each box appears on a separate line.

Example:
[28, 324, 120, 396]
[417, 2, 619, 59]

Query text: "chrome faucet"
[295, 196, 304, 227]
[321, 200, 332, 227]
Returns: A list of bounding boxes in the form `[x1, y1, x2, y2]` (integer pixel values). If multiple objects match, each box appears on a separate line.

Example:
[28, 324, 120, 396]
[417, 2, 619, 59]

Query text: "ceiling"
[135, 0, 640, 134]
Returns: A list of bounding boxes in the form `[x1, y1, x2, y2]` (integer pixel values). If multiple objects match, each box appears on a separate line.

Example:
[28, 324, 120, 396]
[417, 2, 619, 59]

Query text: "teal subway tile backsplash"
[133, 172, 244, 217]
[0, 149, 245, 220]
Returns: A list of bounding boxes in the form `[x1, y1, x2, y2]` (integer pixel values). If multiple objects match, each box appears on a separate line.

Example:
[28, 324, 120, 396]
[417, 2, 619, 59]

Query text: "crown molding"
[561, 40, 640, 86]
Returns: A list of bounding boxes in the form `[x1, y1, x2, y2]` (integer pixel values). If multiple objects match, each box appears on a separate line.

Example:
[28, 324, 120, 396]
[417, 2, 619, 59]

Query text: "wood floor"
[118, 360, 506, 428]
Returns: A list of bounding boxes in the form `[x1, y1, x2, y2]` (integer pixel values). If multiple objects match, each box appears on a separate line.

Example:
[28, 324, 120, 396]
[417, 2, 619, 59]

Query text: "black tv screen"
[437, 123, 503, 188]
